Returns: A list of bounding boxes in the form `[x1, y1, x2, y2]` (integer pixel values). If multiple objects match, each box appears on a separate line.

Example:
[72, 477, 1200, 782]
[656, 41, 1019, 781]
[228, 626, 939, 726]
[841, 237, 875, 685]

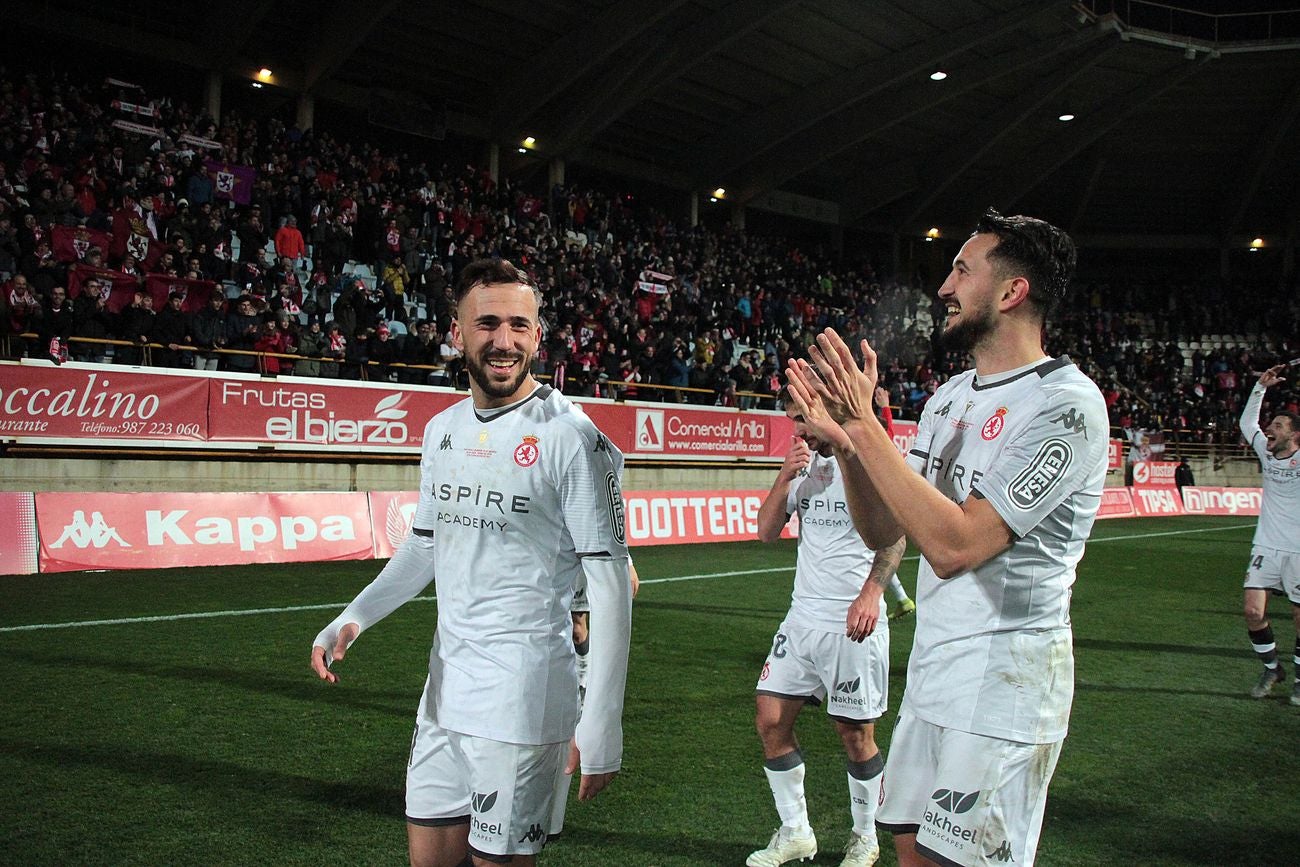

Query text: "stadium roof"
[10, 0, 1300, 247]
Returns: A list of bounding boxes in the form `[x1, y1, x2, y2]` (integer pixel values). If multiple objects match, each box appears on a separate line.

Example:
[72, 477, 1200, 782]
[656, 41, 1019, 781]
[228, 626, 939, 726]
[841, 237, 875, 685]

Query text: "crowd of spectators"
[0, 66, 1296, 444]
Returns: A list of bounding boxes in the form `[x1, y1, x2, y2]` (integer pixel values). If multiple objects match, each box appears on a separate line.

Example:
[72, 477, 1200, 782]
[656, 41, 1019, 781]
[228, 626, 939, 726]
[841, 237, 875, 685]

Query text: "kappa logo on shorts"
[986, 839, 1015, 862]
[519, 823, 546, 844]
[1007, 438, 1073, 510]
[931, 788, 980, 814]
[471, 790, 498, 813]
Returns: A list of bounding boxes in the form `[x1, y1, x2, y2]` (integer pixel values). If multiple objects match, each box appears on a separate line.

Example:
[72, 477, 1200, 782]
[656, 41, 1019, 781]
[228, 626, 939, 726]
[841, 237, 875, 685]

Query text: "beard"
[466, 349, 532, 400]
[940, 300, 996, 355]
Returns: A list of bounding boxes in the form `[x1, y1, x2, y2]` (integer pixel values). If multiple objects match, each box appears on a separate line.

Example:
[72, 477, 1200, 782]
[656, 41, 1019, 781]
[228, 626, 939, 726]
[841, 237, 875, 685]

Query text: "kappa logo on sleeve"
[1008, 438, 1073, 510]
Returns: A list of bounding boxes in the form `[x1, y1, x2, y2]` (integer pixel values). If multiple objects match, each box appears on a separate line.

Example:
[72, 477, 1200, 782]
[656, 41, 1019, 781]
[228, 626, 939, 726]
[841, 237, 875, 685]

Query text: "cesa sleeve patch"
[1007, 438, 1073, 510]
[605, 471, 626, 545]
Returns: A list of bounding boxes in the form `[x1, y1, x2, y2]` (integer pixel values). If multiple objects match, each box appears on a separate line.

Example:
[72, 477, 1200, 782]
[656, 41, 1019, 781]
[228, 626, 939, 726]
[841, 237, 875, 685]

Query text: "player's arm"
[572, 551, 632, 799]
[846, 534, 906, 642]
[1241, 365, 1283, 447]
[560, 430, 633, 799]
[756, 436, 809, 542]
[788, 329, 1012, 578]
[309, 530, 436, 683]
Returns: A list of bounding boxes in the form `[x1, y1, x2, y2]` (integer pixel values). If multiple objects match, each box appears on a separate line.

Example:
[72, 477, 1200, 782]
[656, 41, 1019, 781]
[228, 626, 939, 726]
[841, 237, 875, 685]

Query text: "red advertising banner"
[369, 490, 420, 559]
[623, 489, 789, 545]
[1096, 486, 1136, 520]
[0, 492, 39, 575]
[1107, 439, 1123, 471]
[35, 491, 374, 573]
[891, 420, 918, 457]
[581, 402, 792, 459]
[1179, 486, 1262, 516]
[0, 364, 207, 441]
[1131, 485, 1185, 517]
[1132, 460, 1178, 486]
[206, 376, 462, 451]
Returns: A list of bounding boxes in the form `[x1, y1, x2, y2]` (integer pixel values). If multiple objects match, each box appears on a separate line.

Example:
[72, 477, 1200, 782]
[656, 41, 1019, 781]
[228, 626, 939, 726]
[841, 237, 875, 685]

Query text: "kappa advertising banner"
[1179, 486, 1262, 516]
[581, 403, 792, 459]
[1096, 486, 1136, 520]
[0, 492, 39, 575]
[35, 491, 374, 573]
[0, 364, 208, 441]
[1131, 485, 1185, 517]
[1132, 460, 1178, 486]
[206, 377, 461, 451]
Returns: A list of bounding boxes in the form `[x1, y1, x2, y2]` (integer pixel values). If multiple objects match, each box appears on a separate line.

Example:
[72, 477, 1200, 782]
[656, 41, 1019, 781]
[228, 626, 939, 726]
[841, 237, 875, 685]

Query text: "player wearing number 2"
[746, 387, 906, 867]
[1239, 363, 1300, 704]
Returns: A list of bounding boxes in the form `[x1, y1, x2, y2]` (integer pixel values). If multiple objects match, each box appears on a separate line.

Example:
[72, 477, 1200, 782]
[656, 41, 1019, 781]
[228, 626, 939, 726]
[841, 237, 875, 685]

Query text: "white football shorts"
[1243, 545, 1300, 603]
[877, 711, 1062, 867]
[755, 617, 888, 723]
[406, 677, 566, 862]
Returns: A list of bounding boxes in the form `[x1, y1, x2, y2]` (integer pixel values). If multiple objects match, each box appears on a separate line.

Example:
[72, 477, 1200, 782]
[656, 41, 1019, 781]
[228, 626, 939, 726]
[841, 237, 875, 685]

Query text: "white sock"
[887, 574, 909, 603]
[763, 750, 810, 833]
[846, 753, 884, 837]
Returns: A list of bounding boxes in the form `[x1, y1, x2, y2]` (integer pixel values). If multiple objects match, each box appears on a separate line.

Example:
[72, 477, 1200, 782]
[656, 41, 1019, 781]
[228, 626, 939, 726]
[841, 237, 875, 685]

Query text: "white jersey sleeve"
[973, 381, 1110, 538]
[1241, 384, 1269, 462]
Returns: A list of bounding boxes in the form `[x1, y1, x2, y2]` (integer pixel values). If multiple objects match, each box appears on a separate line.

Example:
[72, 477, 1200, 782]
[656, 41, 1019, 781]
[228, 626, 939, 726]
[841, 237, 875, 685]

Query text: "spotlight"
[1058, 112, 1075, 122]
[522, 136, 536, 147]
[712, 187, 726, 199]
[517, 147, 527, 154]
[930, 70, 947, 81]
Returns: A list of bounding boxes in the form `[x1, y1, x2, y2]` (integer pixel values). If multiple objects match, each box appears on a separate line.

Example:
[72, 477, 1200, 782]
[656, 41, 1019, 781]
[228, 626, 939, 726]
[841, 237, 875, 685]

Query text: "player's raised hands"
[785, 358, 851, 452]
[805, 328, 878, 426]
[1259, 364, 1287, 389]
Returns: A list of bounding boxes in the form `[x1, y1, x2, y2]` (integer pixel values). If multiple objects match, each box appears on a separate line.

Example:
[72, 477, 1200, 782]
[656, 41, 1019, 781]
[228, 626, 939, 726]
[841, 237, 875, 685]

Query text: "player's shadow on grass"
[1074, 637, 1240, 659]
[1046, 789, 1297, 865]
[5, 648, 413, 716]
[0, 737, 403, 819]
[552, 825, 755, 866]
[631, 600, 787, 619]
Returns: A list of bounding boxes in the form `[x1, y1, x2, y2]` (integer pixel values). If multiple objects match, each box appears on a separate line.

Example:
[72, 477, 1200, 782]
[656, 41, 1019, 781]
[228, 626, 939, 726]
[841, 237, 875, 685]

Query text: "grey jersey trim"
[971, 355, 1071, 391]
[411, 526, 435, 537]
[471, 385, 552, 423]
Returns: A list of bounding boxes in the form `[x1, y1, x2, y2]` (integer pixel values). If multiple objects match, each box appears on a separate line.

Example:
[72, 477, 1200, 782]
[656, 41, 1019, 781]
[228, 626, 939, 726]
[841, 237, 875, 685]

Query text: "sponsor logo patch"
[1007, 438, 1073, 510]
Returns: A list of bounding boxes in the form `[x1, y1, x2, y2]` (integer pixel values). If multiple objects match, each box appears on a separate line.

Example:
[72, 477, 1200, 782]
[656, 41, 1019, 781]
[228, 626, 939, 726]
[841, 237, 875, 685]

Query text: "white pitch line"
[0, 521, 1256, 634]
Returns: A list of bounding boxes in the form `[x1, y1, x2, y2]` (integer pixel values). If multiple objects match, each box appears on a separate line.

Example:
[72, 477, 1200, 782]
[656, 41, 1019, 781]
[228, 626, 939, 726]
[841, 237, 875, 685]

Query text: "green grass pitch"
[1, 516, 1297, 865]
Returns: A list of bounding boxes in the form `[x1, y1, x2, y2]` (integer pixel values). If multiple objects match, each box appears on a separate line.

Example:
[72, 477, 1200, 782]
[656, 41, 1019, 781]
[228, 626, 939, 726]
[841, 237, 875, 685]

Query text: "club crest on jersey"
[981, 407, 1008, 440]
[760, 661, 770, 681]
[514, 435, 540, 467]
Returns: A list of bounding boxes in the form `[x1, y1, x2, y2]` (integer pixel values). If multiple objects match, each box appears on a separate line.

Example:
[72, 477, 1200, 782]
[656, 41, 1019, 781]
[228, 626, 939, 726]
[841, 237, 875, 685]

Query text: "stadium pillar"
[206, 71, 222, 123]
[296, 93, 314, 132]
[485, 143, 499, 184]
[731, 202, 746, 230]
[688, 192, 699, 227]
[548, 158, 565, 189]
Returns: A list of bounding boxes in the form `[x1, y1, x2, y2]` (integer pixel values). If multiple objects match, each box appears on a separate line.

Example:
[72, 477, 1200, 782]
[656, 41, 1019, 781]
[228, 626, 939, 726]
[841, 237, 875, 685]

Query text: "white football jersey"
[903, 356, 1107, 743]
[785, 451, 887, 631]
[411, 385, 628, 745]
[1240, 385, 1300, 553]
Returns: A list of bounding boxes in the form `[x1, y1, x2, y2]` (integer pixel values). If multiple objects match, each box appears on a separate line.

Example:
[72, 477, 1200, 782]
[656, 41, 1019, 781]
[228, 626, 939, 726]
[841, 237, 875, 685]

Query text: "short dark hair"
[453, 258, 540, 308]
[1274, 411, 1300, 433]
[974, 208, 1076, 321]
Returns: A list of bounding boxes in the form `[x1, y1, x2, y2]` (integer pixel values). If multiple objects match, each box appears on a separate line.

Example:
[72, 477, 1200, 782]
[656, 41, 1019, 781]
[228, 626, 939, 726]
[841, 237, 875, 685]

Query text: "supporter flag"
[67, 265, 141, 313]
[144, 274, 217, 313]
[51, 225, 112, 263]
[204, 160, 255, 205]
[635, 281, 670, 295]
[110, 209, 163, 270]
